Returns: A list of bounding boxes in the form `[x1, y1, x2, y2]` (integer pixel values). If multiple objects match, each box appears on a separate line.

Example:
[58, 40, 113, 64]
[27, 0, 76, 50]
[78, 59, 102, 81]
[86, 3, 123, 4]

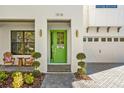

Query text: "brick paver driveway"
[73, 63, 124, 88]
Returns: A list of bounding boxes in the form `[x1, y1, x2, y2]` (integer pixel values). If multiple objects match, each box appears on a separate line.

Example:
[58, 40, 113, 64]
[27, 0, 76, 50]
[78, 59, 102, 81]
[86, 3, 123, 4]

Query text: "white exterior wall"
[1, 5, 124, 72]
[88, 5, 124, 26]
[83, 5, 124, 63]
[0, 5, 83, 73]
[0, 22, 34, 64]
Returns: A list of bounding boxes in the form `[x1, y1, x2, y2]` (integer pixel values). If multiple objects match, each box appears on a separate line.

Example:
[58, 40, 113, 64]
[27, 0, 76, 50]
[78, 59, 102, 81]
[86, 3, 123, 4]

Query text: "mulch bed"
[74, 72, 92, 80]
[0, 72, 45, 88]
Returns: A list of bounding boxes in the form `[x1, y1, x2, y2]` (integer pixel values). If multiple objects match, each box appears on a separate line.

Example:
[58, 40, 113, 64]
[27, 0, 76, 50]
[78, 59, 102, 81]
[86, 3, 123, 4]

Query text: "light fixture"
[117, 27, 121, 33]
[76, 30, 78, 37]
[39, 29, 42, 37]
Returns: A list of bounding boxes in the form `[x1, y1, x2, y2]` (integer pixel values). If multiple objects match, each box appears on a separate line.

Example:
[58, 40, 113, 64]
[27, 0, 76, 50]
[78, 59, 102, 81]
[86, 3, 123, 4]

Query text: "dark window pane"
[88, 38, 92, 42]
[11, 42, 24, 55]
[96, 5, 117, 8]
[24, 32, 35, 42]
[83, 37, 86, 42]
[94, 38, 99, 42]
[120, 38, 124, 42]
[57, 32, 64, 44]
[11, 32, 23, 42]
[11, 42, 18, 55]
[114, 38, 118, 42]
[105, 5, 117, 8]
[101, 38, 106, 42]
[107, 38, 112, 42]
[11, 31, 35, 55]
[96, 5, 106, 8]
[24, 42, 35, 55]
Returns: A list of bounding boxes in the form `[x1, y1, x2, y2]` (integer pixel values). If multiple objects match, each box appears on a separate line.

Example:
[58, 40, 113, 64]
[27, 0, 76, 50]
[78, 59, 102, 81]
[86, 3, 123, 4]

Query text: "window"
[114, 38, 118, 42]
[83, 37, 86, 42]
[120, 38, 124, 42]
[96, 5, 117, 8]
[107, 38, 112, 42]
[94, 38, 99, 42]
[11, 31, 35, 55]
[106, 5, 117, 8]
[88, 38, 92, 42]
[57, 32, 64, 44]
[96, 5, 106, 8]
[101, 38, 106, 42]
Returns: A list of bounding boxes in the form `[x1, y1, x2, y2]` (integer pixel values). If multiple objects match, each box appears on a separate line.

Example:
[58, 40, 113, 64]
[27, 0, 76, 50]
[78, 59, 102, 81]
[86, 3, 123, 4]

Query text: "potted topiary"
[32, 70, 41, 78]
[76, 53, 88, 80]
[32, 52, 41, 70]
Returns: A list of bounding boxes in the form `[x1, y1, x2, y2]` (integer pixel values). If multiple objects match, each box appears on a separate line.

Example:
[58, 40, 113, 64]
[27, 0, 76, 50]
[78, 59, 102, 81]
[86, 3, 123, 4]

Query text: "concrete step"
[47, 65, 71, 72]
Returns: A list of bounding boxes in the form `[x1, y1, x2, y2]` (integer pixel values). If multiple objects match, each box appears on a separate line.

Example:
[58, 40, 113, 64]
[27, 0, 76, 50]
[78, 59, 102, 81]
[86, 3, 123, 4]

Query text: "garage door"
[83, 37, 124, 63]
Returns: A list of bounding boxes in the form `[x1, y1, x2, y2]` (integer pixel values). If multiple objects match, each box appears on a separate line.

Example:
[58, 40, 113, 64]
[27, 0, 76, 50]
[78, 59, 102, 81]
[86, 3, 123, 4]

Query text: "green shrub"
[32, 61, 40, 68]
[12, 72, 23, 88]
[32, 70, 41, 77]
[24, 73, 34, 85]
[77, 68, 87, 75]
[12, 71, 21, 77]
[78, 61, 86, 68]
[0, 71, 8, 81]
[32, 52, 41, 59]
[76, 53, 86, 60]
[76, 52, 87, 75]
[32, 52, 41, 70]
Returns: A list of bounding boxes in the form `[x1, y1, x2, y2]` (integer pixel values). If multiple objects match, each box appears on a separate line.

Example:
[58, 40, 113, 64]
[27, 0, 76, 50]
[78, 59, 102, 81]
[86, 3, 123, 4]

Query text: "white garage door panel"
[114, 43, 124, 62]
[83, 42, 124, 63]
[84, 43, 99, 62]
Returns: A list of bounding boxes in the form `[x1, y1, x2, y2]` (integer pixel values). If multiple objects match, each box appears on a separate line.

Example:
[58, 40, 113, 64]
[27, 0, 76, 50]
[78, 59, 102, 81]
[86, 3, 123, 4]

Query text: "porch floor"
[41, 73, 75, 88]
[0, 65, 33, 72]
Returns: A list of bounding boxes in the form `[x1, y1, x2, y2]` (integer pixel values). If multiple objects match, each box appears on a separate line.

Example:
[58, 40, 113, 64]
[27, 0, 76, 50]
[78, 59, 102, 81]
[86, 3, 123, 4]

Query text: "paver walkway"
[73, 64, 124, 88]
[41, 73, 75, 88]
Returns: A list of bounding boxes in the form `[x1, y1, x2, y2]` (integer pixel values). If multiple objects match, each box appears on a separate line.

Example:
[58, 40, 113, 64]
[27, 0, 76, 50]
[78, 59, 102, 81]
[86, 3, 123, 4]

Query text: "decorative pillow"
[5, 57, 12, 62]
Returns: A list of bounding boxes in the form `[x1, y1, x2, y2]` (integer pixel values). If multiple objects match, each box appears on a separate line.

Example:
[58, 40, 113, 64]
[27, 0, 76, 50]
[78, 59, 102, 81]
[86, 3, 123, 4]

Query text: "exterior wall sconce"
[117, 27, 121, 33]
[39, 29, 42, 37]
[86, 27, 89, 33]
[96, 27, 100, 33]
[107, 27, 110, 33]
[76, 30, 78, 38]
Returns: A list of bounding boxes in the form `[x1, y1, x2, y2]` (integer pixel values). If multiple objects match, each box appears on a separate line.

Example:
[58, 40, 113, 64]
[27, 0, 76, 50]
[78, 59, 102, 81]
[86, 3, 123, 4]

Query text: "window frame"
[88, 37, 93, 42]
[96, 5, 117, 8]
[107, 38, 112, 42]
[94, 37, 99, 42]
[114, 38, 118, 42]
[11, 30, 35, 55]
[120, 38, 124, 42]
[101, 38, 106, 42]
[83, 37, 86, 42]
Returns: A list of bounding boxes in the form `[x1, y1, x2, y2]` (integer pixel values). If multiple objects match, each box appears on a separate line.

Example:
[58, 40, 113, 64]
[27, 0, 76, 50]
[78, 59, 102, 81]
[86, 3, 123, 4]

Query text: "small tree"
[76, 53, 87, 76]
[32, 52, 41, 70]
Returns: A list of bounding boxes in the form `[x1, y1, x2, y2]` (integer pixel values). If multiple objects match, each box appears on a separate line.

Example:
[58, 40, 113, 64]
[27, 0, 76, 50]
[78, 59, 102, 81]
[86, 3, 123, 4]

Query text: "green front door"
[50, 30, 67, 63]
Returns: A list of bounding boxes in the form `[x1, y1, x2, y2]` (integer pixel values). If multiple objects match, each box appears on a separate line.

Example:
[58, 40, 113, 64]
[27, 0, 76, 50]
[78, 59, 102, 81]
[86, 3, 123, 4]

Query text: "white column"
[35, 17, 47, 73]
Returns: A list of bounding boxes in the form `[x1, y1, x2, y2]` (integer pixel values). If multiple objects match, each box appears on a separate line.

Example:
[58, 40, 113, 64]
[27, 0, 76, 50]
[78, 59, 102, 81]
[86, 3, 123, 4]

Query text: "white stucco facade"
[0, 5, 124, 72]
